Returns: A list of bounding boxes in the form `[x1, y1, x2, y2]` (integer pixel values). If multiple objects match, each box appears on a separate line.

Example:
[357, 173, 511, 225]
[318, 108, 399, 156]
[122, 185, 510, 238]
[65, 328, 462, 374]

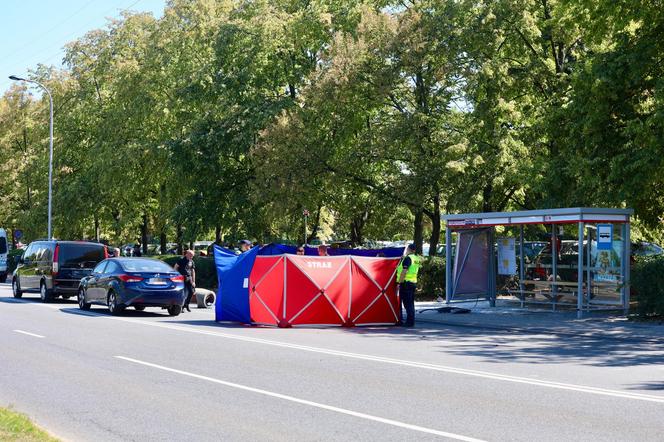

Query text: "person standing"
[396, 243, 421, 327]
[239, 239, 252, 253]
[174, 249, 196, 312]
[317, 244, 329, 256]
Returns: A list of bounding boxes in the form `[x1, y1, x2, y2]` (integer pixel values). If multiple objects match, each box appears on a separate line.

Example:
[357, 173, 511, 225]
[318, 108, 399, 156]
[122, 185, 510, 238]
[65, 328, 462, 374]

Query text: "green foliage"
[0, 0, 663, 249]
[632, 256, 664, 318]
[417, 256, 445, 300]
[6, 248, 25, 275]
[156, 255, 218, 290]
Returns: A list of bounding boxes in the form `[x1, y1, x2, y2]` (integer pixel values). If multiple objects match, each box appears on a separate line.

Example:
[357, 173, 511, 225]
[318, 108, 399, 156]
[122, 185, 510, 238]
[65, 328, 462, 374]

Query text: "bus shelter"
[442, 208, 633, 317]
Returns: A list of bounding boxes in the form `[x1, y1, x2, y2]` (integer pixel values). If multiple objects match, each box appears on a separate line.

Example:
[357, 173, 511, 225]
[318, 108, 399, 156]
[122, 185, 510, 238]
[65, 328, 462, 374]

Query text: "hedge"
[631, 255, 664, 318]
[156, 255, 218, 290]
[6, 248, 25, 275]
[417, 256, 446, 301]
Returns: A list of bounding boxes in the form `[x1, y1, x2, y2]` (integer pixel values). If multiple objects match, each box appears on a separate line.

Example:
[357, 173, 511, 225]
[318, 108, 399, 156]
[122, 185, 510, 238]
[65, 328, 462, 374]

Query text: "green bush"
[631, 255, 664, 318]
[155, 255, 218, 290]
[417, 256, 446, 301]
[7, 248, 25, 275]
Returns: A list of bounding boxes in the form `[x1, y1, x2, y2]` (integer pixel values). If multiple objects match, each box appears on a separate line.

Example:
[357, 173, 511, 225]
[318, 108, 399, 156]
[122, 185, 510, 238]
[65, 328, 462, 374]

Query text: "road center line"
[13, 329, 45, 338]
[10, 299, 664, 404]
[115, 355, 486, 442]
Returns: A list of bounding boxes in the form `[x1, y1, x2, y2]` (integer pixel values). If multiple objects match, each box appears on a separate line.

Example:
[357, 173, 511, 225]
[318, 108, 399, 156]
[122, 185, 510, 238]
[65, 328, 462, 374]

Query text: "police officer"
[396, 243, 421, 327]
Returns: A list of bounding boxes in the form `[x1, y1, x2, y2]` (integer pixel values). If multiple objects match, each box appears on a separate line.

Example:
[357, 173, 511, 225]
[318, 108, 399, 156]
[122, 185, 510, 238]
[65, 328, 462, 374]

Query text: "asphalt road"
[1, 283, 663, 441]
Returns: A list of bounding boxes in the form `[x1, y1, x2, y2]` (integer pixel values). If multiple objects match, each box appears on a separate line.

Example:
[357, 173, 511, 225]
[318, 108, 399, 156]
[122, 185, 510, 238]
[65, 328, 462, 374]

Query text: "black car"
[12, 240, 108, 302]
[77, 257, 185, 316]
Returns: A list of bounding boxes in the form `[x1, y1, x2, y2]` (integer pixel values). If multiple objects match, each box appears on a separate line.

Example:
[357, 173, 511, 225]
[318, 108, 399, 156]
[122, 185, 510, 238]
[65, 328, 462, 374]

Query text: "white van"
[0, 229, 8, 283]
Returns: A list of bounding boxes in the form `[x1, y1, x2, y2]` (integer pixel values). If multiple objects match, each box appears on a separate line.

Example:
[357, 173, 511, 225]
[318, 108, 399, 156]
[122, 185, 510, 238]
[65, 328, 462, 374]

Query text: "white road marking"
[7, 298, 664, 404]
[116, 356, 486, 442]
[13, 329, 45, 338]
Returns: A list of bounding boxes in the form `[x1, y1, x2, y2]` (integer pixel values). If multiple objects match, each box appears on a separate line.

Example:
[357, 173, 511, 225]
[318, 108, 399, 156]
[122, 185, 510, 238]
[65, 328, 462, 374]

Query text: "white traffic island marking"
[116, 356, 486, 442]
[13, 329, 45, 338]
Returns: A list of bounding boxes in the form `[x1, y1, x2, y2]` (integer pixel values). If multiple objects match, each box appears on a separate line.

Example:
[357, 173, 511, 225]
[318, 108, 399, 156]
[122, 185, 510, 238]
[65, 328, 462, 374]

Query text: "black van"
[12, 240, 108, 302]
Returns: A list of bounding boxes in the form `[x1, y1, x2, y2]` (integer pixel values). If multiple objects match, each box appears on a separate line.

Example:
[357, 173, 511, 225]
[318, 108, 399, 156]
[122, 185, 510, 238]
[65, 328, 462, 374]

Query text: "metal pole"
[445, 224, 452, 304]
[46, 89, 53, 240]
[577, 222, 585, 319]
[587, 225, 592, 307]
[551, 224, 557, 311]
[488, 228, 496, 307]
[8, 76, 54, 239]
[519, 225, 525, 307]
[304, 215, 308, 245]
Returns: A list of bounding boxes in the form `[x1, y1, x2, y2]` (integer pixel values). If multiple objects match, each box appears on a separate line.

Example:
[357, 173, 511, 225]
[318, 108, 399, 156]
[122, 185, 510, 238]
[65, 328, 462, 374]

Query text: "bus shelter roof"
[442, 207, 633, 228]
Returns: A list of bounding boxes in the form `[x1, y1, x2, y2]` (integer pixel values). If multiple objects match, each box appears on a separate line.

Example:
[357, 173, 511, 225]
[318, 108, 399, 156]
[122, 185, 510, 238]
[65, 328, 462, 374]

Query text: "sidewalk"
[414, 300, 664, 341]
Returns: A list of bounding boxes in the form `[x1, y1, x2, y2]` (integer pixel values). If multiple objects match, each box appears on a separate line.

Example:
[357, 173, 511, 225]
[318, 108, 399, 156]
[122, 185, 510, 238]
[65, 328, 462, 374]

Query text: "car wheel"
[205, 293, 215, 308]
[78, 288, 91, 311]
[134, 306, 145, 311]
[107, 291, 124, 315]
[12, 278, 22, 298]
[167, 305, 182, 316]
[40, 281, 54, 303]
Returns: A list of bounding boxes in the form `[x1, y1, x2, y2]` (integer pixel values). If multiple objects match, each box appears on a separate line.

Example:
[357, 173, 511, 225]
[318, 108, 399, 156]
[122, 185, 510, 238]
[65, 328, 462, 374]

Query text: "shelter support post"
[445, 225, 452, 304]
[577, 222, 585, 319]
[489, 227, 496, 307]
[552, 224, 558, 311]
[586, 226, 592, 307]
[519, 225, 525, 307]
[623, 223, 631, 314]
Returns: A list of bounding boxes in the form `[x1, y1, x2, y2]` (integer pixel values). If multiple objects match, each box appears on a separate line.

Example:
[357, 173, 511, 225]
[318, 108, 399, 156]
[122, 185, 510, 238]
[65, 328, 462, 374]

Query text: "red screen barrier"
[249, 255, 400, 327]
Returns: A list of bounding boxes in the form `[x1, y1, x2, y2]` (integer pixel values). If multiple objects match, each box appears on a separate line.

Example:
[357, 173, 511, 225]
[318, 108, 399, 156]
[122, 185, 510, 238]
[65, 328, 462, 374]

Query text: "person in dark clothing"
[174, 249, 196, 312]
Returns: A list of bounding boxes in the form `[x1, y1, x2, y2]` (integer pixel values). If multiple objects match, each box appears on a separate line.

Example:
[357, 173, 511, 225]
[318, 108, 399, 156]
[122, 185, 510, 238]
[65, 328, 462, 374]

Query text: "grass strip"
[0, 407, 59, 441]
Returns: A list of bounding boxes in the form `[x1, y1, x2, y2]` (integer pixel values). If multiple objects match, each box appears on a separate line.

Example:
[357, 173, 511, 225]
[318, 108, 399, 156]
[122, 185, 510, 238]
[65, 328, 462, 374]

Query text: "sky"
[0, 0, 167, 94]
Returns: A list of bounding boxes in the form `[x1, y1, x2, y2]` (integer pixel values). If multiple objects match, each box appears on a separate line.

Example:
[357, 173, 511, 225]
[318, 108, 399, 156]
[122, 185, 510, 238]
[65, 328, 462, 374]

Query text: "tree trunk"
[413, 208, 424, 255]
[160, 231, 167, 255]
[482, 183, 494, 212]
[94, 215, 100, 242]
[428, 193, 441, 257]
[215, 225, 222, 244]
[309, 205, 322, 242]
[176, 224, 183, 255]
[141, 213, 148, 255]
[350, 210, 369, 247]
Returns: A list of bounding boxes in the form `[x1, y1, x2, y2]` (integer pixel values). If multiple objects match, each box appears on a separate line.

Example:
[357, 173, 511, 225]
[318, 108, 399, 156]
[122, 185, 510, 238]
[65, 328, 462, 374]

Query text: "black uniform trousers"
[399, 281, 416, 326]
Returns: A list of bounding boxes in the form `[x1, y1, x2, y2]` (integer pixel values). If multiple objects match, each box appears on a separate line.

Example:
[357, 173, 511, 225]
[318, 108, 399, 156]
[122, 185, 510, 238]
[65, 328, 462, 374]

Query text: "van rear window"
[59, 244, 105, 269]
[0, 237, 6, 254]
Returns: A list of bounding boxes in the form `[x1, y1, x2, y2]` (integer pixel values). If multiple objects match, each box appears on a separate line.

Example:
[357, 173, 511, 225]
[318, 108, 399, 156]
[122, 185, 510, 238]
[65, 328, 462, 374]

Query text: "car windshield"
[59, 244, 105, 268]
[120, 259, 174, 273]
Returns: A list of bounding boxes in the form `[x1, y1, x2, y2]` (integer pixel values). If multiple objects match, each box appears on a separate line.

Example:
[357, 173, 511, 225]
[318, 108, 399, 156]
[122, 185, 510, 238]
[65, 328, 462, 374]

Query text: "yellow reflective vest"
[396, 254, 421, 283]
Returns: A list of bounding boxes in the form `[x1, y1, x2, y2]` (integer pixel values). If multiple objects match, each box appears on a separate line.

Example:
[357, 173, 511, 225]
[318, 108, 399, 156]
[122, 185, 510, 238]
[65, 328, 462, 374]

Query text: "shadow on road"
[341, 322, 664, 368]
[627, 381, 664, 391]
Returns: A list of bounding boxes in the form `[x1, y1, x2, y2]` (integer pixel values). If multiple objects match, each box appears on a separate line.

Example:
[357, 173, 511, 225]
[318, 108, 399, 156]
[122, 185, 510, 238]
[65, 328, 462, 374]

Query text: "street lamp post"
[9, 75, 54, 239]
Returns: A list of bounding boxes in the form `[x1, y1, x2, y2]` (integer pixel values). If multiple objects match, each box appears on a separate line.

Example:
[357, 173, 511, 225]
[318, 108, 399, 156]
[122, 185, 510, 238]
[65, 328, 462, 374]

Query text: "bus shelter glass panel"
[587, 223, 624, 306]
[450, 229, 490, 301]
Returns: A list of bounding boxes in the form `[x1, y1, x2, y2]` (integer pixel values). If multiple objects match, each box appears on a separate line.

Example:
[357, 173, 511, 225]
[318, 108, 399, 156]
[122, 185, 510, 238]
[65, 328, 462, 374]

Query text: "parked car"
[0, 228, 8, 283]
[12, 240, 108, 302]
[77, 257, 185, 316]
[631, 241, 663, 257]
